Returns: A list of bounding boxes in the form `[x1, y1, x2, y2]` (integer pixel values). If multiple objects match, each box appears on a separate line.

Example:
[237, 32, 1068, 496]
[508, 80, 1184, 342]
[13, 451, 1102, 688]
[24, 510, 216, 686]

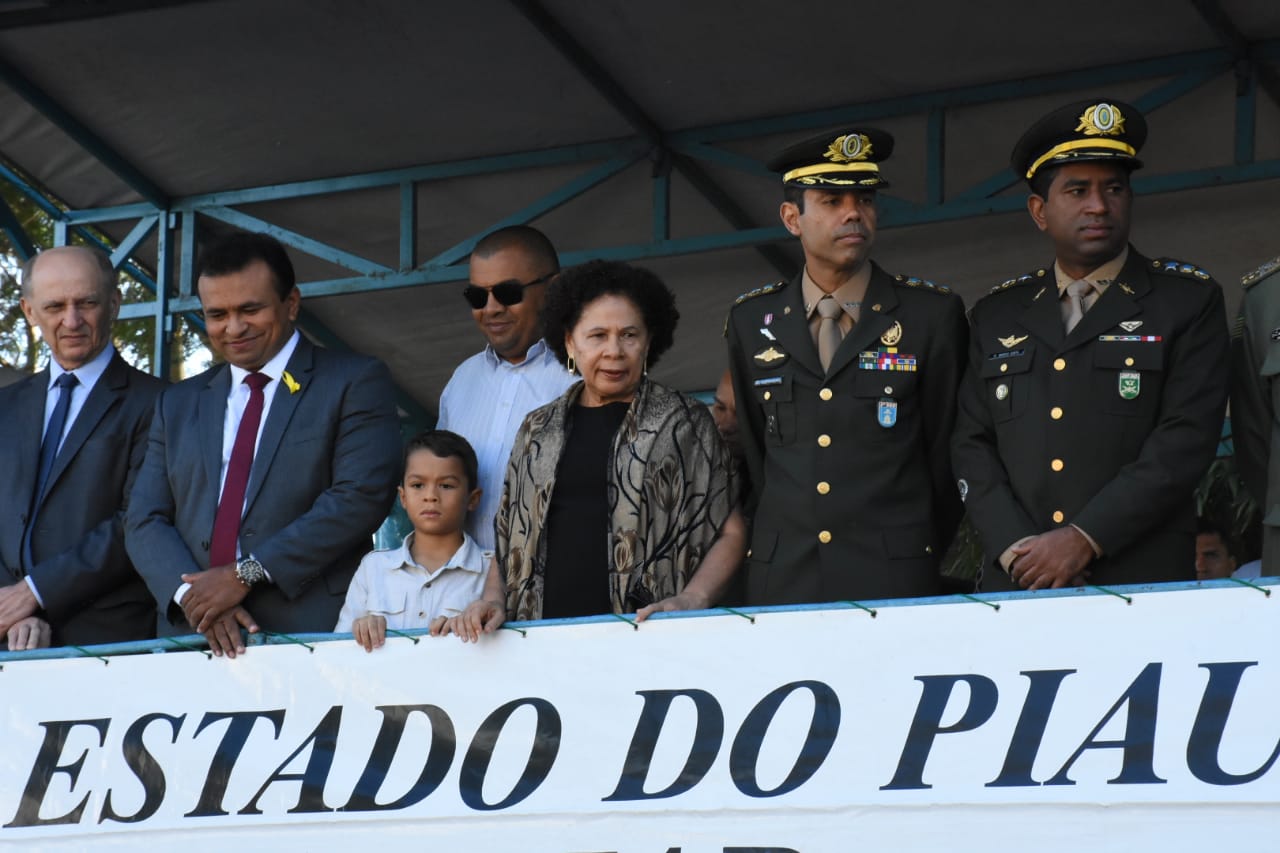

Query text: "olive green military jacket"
[953, 248, 1228, 590]
[1229, 254, 1280, 574]
[727, 263, 968, 605]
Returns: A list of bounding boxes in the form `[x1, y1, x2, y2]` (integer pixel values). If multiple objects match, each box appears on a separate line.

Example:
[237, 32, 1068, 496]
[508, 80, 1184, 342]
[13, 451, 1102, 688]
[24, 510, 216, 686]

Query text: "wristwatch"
[235, 557, 267, 586]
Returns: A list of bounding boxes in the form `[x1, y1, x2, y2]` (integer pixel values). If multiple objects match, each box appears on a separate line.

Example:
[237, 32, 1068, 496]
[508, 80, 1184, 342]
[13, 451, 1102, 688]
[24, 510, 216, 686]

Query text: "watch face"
[237, 559, 266, 585]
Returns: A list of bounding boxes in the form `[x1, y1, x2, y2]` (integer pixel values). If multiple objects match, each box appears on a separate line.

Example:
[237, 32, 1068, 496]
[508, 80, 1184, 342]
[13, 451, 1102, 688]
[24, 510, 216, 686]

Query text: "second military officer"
[952, 98, 1229, 591]
[726, 127, 969, 605]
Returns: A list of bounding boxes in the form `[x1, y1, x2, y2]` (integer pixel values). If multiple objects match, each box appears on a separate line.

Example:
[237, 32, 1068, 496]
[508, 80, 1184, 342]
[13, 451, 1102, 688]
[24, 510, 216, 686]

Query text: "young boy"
[335, 430, 491, 651]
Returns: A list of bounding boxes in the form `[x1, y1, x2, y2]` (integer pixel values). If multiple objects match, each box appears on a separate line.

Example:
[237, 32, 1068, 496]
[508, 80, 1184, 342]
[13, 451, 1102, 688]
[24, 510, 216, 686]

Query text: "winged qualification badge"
[998, 334, 1028, 348]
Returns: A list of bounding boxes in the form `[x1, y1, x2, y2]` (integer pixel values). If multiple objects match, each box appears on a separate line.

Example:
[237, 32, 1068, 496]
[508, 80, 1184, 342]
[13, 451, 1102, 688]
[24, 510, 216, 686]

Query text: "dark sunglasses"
[462, 273, 553, 310]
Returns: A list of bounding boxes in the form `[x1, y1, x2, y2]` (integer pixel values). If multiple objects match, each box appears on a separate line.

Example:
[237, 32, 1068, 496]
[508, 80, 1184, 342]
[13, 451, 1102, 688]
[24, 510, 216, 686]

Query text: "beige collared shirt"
[1053, 247, 1128, 306]
[802, 265, 870, 348]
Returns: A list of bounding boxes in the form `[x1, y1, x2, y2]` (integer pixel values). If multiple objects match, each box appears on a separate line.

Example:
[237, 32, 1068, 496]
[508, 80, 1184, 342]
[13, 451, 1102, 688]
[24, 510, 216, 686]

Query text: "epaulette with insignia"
[893, 274, 952, 295]
[733, 279, 787, 306]
[1241, 255, 1280, 289]
[989, 269, 1048, 294]
[1150, 257, 1213, 282]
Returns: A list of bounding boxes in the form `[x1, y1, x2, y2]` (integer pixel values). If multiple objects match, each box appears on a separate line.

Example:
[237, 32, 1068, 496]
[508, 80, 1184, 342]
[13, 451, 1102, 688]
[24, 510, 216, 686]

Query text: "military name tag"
[878, 397, 898, 428]
[753, 345, 788, 367]
[1119, 370, 1141, 400]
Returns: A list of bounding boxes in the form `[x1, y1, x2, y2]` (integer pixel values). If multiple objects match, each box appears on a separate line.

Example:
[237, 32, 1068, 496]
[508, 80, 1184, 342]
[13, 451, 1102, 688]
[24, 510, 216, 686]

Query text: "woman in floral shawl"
[438, 260, 745, 636]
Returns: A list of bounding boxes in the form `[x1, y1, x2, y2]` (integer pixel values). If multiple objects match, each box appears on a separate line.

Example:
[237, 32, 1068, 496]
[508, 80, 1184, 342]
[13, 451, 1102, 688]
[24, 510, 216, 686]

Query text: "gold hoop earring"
[566, 354, 576, 375]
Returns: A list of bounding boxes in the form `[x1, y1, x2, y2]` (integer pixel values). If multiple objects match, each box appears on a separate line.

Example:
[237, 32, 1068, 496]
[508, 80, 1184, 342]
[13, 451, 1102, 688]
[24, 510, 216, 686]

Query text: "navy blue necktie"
[23, 372, 79, 572]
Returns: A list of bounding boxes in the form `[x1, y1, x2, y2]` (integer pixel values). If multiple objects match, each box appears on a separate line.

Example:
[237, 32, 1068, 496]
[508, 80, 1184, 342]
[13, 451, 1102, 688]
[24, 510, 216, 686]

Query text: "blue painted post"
[152, 215, 173, 380]
[399, 182, 417, 271]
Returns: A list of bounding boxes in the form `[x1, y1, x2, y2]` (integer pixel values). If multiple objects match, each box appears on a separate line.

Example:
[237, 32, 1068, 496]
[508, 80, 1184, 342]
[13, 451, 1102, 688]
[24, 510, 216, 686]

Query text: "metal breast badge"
[753, 345, 789, 368]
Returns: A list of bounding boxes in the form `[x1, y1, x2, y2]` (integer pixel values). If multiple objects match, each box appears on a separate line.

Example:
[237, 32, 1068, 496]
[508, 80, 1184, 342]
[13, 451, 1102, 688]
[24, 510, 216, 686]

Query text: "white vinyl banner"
[1, 583, 1278, 852]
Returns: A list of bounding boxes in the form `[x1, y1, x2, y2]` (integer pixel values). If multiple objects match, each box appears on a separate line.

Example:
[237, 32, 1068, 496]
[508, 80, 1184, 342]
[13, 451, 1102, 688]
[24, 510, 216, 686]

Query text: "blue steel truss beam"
[0, 193, 35, 259]
[0, 55, 167, 209]
[508, 0, 795, 279]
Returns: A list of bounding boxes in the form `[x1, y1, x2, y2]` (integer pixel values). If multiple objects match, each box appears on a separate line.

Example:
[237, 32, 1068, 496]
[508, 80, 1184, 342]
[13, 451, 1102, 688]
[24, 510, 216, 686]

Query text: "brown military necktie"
[816, 296, 844, 372]
[1062, 280, 1094, 333]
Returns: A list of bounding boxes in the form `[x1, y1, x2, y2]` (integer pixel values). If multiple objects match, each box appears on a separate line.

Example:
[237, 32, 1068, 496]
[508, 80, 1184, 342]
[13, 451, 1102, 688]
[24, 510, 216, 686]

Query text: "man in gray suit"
[126, 232, 401, 657]
[0, 246, 162, 649]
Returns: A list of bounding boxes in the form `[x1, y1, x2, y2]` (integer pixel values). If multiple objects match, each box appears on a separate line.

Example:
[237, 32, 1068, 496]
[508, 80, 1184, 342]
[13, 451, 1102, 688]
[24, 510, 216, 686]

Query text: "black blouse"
[541, 401, 629, 619]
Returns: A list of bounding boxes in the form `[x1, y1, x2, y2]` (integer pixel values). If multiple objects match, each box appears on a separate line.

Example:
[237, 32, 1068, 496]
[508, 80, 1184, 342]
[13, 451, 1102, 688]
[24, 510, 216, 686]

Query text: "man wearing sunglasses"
[437, 225, 574, 551]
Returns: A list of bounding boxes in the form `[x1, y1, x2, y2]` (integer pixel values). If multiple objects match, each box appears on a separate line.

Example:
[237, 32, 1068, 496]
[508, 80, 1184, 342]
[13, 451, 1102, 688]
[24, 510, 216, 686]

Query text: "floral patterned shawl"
[495, 378, 738, 620]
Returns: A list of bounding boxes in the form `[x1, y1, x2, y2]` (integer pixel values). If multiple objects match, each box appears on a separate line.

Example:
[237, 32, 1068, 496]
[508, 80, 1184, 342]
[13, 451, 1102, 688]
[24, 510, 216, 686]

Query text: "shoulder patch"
[733, 279, 787, 306]
[892, 273, 952, 295]
[989, 268, 1048, 294]
[1150, 257, 1214, 283]
[1242, 255, 1280, 289]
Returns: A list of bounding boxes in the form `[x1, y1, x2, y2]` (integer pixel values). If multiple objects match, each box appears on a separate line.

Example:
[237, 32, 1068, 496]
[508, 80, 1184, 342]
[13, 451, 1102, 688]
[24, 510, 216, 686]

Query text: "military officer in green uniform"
[1229, 255, 1280, 574]
[726, 127, 968, 605]
[952, 99, 1229, 591]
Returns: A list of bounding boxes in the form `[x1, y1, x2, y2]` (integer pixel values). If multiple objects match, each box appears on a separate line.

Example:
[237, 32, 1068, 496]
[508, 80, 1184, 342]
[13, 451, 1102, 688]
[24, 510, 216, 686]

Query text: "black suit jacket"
[726, 263, 969, 605]
[125, 337, 402, 635]
[952, 248, 1228, 590]
[0, 351, 163, 646]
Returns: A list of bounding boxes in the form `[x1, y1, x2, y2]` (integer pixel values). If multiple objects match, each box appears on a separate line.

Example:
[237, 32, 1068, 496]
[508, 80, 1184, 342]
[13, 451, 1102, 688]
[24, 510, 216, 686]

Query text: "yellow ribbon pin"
[282, 370, 301, 394]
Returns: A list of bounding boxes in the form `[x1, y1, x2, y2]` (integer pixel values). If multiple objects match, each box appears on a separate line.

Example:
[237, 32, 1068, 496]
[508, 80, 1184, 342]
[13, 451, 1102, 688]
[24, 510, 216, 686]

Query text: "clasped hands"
[180, 564, 260, 659]
[1008, 526, 1095, 590]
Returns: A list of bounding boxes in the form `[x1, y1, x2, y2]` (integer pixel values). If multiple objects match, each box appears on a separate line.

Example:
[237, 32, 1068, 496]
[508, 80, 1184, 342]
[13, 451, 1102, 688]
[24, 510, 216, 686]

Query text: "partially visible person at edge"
[952, 98, 1229, 591]
[433, 260, 746, 638]
[1229, 251, 1280, 575]
[436, 226, 575, 551]
[0, 246, 162, 650]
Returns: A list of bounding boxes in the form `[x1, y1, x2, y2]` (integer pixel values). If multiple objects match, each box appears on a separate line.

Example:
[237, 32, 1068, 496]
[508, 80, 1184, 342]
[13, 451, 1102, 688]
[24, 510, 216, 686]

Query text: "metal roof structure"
[1, 0, 1278, 424]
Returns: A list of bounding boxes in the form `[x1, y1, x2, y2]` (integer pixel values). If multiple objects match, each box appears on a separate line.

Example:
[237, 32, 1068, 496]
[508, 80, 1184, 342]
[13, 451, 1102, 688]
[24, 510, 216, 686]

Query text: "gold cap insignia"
[997, 334, 1029, 348]
[880, 320, 903, 347]
[1076, 103, 1125, 137]
[824, 133, 873, 163]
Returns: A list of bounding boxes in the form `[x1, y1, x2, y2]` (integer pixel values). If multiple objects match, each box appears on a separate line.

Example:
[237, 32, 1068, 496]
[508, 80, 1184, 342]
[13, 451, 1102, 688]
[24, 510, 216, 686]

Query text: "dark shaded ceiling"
[1, 0, 1278, 418]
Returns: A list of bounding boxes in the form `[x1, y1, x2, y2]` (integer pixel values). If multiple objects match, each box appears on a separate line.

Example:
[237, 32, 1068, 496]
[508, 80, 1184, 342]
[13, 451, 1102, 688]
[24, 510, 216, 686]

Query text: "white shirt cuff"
[24, 575, 44, 607]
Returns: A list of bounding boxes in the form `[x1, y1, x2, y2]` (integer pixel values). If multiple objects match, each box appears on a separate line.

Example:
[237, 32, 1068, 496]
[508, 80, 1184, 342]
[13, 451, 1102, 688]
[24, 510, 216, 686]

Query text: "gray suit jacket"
[0, 351, 163, 646]
[125, 338, 401, 635]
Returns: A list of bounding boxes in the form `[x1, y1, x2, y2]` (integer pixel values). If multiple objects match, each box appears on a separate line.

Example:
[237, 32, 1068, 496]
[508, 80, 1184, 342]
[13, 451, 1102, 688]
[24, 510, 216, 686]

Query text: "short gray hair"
[20, 246, 117, 299]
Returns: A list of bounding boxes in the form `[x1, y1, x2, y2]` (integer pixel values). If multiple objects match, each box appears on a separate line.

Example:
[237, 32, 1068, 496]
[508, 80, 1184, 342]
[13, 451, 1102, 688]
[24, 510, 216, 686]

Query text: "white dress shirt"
[334, 532, 491, 631]
[174, 331, 300, 605]
[437, 339, 574, 550]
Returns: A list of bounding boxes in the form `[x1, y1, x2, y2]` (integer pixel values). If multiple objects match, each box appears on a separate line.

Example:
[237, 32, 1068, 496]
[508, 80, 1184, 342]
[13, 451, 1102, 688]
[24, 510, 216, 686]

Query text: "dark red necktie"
[209, 372, 271, 567]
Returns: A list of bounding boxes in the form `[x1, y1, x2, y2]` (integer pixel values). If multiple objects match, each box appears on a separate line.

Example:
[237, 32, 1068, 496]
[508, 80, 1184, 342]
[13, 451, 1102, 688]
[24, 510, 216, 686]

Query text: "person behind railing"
[335, 430, 490, 651]
[126, 232, 401, 658]
[434, 260, 746, 639]
[1194, 517, 1238, 582]
[0, 246, 163, 650]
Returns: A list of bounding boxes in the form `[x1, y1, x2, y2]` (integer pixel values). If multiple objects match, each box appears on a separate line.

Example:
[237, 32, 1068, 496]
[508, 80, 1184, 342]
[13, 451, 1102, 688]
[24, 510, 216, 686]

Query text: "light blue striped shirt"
[437, 339, 575, 550]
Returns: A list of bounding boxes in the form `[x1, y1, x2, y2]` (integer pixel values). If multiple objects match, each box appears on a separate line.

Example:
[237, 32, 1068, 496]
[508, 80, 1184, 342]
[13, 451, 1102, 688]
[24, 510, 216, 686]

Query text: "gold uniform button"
[1051, 458, 1064, 472]
[1000, 363, 1009, 373]
[1124, 357, 1135, 367]
[763, 391, 772, 401]
[817, 434, 832, 447]
[1053, 358, 1066, 371]
[819, 388, 834, 401]
[816, 481, 831, 495]
[818, 530, 832, 544]
[1050, 406, 1063, 419]
[1052, 510, 1065, 523]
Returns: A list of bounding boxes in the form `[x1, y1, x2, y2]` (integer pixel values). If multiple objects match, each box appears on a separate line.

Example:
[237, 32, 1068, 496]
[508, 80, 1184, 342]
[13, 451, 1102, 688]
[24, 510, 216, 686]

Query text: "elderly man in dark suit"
[126, 232, 401, 657]
[0, 246, 162, 649]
